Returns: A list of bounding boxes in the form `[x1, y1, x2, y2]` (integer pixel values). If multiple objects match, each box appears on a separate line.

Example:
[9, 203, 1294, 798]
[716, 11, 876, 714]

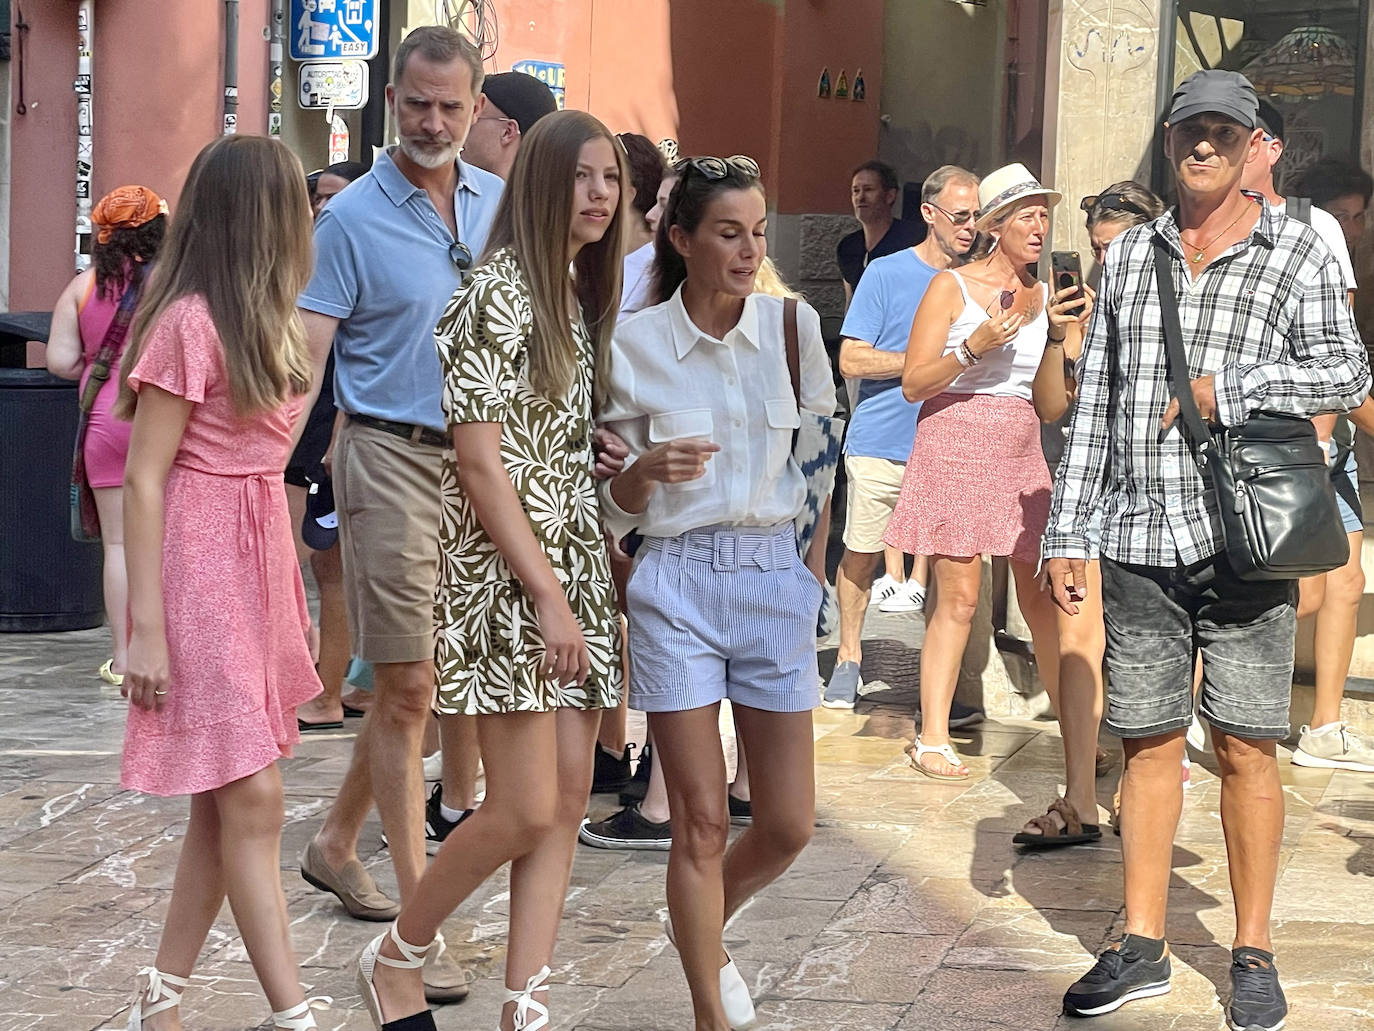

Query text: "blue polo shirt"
[300, 148, 504, 432]
[839, 248, 937, 462]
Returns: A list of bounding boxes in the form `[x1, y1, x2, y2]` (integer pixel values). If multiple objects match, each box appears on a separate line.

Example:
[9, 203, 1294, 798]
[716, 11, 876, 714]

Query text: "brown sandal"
[1013, 797, 1102, 849]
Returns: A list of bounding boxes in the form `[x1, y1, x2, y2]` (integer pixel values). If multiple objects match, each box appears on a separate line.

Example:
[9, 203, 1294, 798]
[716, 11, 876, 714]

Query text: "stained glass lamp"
[1242, 25, 1356, 99]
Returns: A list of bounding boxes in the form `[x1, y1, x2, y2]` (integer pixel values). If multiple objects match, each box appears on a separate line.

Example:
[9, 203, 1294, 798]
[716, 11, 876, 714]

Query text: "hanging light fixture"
[1241, 25, 1356, 99]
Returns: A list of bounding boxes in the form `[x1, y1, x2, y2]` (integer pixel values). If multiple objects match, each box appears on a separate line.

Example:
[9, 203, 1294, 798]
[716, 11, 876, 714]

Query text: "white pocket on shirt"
[649, 408, 715, 493]
[764, 398, 802, 475]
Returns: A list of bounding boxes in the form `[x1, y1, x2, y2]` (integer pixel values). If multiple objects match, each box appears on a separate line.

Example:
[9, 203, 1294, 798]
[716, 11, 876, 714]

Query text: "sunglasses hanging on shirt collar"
[449, 241, 473, 277]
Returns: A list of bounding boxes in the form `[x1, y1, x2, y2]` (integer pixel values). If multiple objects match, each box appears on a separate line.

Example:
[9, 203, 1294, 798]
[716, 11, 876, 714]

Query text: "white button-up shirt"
[599, 286, 838, 539]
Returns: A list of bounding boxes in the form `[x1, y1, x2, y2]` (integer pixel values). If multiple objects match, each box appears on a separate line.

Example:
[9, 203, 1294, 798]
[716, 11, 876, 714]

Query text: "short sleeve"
[126, 297, 218, 403]
[298, 207, 359, 319]
[840, 265, 885, 342]
[435, 263, 533, 426]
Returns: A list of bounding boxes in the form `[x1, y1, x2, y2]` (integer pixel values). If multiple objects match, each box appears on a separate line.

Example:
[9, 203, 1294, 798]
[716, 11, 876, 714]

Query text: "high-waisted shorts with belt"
[625, 522, 822, 713]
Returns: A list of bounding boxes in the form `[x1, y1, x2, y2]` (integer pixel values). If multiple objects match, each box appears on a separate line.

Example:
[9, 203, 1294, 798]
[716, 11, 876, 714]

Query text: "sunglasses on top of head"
[674, 155, 762, 181]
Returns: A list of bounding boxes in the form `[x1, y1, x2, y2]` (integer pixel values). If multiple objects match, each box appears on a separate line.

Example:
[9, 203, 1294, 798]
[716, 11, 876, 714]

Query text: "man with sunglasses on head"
[294, 25, 503, 1006]
[822, 165, 982, 711]
[1046, 70, 1368, 1029]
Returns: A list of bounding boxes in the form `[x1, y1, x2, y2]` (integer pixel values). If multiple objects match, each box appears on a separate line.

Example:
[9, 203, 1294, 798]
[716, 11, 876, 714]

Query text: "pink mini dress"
[120, 295, 321, 796]
[77, 275, 136, 488]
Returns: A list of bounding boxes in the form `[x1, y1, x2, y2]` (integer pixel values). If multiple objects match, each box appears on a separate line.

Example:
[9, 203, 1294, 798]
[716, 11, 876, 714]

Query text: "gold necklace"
[1180, 201, 1254, 263]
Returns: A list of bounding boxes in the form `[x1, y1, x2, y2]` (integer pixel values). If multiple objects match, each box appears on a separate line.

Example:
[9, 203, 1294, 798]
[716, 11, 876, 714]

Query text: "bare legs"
[438, 713, 481, 810]
[92, 487, 128, 675]
[916, 555, 982, 775]
[1047, 560, 1105, 827]
[371, 708, 601, 1029]
[1298, 529, 1365, 728]
[651, 703, 815, 1031]
[298, 544, 348, 725]
[835, 548, 881, 667]
[1119, 728, 1283, 952]
[143, 765, 307, 1030]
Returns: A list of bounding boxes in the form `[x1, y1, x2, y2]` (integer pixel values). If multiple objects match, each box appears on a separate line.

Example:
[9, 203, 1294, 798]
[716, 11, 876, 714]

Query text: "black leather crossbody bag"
[1151, 238, 1348, 581]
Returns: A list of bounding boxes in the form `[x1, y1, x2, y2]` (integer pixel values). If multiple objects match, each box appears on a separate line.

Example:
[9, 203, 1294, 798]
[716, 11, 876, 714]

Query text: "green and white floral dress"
[432, 247, 622, 714]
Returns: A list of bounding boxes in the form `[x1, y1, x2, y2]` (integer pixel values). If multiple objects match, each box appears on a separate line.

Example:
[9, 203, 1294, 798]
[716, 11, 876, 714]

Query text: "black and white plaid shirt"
[1044, 195, 1369, 566]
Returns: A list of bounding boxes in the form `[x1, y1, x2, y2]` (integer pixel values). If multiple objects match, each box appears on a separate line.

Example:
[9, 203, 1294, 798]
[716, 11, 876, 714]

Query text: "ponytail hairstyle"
[651, 158, 765, 305]
[115, 136, 314, 419]
[479, 109, 627, 404]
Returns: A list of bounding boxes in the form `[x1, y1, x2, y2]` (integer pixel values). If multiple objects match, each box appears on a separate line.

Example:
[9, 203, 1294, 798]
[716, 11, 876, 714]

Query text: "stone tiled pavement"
[2, 611, 1372, 1031]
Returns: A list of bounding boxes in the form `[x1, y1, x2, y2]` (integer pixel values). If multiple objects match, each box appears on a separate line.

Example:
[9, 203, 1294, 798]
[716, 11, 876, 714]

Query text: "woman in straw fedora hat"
[886, 163, 1071, 786]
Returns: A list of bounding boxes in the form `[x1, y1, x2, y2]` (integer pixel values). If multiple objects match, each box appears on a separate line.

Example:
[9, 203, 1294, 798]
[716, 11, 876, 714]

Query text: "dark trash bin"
[0, 311, 105, 632]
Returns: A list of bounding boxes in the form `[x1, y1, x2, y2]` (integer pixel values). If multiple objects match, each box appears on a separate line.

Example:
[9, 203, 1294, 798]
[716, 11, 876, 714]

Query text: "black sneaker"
[578, 804, 671, 850]
[1063, 935, 1171, 1017]
[728, 794, 752, 826]
[1227, 947, 1287, 1031]
[591, 744, 634, 794]
[424, 783, 473, 855]
[619, 743, 653, 806]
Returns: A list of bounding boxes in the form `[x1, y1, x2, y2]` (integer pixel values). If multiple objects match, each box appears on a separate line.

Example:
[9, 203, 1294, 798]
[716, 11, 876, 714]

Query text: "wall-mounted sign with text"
[290, 0, 378, 60]
[511, 59, 567, 109]
[299, 60, 370, 109]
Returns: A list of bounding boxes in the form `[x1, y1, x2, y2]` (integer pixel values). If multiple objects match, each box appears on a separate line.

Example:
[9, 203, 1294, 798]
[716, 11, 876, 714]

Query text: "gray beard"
[399, 137, 459, 169]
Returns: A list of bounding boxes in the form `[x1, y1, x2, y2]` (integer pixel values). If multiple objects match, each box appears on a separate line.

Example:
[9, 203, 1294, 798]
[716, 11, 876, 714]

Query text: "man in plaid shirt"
[1046, 71, 1368, 1029]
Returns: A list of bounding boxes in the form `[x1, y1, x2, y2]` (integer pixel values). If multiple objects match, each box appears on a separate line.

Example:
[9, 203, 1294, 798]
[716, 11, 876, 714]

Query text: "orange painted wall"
[9, 0, 269, 312]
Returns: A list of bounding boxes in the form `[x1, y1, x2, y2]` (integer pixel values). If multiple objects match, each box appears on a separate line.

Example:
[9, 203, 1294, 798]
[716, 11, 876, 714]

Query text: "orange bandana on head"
[92, 185, 167, 244]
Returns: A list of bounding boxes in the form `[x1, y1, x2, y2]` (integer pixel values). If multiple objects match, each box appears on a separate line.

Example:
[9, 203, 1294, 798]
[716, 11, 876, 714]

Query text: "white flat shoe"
[127, 967, 189, 1030]
[719, 958, 758, 1030]
[502, 965, 551, 1031]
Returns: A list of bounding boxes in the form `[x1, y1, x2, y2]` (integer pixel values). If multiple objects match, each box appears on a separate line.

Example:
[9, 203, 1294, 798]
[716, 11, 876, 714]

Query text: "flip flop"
[905, 739, 971, 782]
[342, 704, 368, 718]
[1013, 797, 1102, 849]
[298, 718, 344, 733]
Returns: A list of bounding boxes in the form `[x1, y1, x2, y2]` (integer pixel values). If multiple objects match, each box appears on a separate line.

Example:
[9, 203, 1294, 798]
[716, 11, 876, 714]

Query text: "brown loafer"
[299, 839, 400, 922]
[423, 932, 471, 1004]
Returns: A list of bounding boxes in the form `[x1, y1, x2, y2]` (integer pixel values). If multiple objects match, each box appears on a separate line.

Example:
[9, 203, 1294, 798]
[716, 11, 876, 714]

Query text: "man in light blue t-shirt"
[823, 166, 981, 710]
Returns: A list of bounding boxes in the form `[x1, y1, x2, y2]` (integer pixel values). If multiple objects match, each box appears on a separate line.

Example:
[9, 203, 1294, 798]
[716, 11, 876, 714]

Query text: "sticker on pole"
[299, 60, 369, 109]
[290, 0, 379, 60]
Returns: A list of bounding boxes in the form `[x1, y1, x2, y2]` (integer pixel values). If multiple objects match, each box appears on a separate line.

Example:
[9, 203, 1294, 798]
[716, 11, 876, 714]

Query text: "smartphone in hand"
[1051, 250, 1085, 316]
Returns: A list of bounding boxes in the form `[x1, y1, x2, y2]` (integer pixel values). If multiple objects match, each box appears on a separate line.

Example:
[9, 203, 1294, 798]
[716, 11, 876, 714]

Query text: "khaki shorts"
[843, 454, 906, 553]
[334, 420, 444, 664]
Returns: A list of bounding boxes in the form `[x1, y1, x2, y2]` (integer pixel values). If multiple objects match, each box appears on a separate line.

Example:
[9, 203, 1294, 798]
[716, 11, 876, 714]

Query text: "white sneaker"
[879, 579, 926, 614]
[422, 750, 442, 783]
[869, 573, 900, 605]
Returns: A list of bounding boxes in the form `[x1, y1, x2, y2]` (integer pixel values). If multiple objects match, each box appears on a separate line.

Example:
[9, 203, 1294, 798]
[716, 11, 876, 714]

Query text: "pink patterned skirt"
[883, 392, 1049, 565]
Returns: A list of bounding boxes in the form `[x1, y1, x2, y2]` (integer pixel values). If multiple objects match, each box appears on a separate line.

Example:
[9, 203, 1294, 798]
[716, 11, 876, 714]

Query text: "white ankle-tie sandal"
[272, 995, 333, 1030]
[126, 967, 189, 1030]
[503, 965, 551, 1031]
[357, 922, 436, 1029]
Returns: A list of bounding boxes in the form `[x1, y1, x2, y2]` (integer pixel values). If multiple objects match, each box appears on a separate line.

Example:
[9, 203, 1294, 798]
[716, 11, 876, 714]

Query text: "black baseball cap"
[1166, 69, 1258, 129]
[1256, 98, 1285, 141]
[481, 72, 558, 134]
[301, 470, 338, 552]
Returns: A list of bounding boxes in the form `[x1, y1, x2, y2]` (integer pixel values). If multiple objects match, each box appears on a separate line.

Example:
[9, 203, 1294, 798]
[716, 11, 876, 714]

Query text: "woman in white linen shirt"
[599, 156, 837, 1031]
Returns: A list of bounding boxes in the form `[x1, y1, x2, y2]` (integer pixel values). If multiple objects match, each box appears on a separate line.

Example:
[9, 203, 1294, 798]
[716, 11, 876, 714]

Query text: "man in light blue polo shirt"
[295, 25, 500, 1004]
[823, 166, 980, 710]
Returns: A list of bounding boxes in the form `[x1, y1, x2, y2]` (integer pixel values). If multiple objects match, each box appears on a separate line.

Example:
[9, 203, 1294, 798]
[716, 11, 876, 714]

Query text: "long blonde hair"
[479, 110, 626, 403]
[754, 257, 803, 300]
[116, 136, 314, 418]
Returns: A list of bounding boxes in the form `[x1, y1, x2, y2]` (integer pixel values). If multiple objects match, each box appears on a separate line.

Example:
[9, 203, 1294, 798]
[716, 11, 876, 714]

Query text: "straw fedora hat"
[975, 163, 1062, 230]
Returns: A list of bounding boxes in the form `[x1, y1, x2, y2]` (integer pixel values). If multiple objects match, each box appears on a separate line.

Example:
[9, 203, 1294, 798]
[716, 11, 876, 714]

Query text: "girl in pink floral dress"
[116, 136, 327, 1031]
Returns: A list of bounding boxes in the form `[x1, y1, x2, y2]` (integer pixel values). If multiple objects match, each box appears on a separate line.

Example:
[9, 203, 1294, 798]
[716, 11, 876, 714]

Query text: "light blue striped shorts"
[625, 522, 823, 713]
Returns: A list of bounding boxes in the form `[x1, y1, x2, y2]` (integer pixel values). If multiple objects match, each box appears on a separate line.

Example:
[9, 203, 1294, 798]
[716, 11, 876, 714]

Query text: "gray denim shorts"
[1100, 555, 1296, 741]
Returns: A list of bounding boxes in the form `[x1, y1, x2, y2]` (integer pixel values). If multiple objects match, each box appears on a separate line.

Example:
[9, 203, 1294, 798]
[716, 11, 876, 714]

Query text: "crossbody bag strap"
[79, 276, 144, 413]
[1150, 238, 1217, 470]
[782, 297, 801, 407]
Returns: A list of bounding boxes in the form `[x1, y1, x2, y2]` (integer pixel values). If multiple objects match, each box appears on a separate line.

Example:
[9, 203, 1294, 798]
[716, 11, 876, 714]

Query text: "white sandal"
[126, 967, 189, 1030]
[357, 922, 436, 1029]
[906, 738, 971, 781]
[272, 996, 333, 1030]
[503, 965, 551, 1031]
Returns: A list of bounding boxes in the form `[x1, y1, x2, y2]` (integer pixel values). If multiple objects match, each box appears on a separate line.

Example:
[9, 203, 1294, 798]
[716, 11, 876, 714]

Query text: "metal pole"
[74, 0, 94, 271]
[223, 0, 239, 134]
[268, 0, 284, 137]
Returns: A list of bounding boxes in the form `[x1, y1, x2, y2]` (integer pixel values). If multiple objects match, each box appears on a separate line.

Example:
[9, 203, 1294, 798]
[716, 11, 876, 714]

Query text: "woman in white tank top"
[885, 164, 1065, 784]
